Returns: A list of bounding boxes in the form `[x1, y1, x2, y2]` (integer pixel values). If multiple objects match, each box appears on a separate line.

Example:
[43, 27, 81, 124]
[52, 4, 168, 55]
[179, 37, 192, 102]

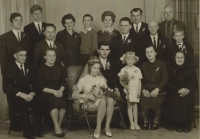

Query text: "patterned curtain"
[0, 0, 46, 121]
[170, 0, 199, 107]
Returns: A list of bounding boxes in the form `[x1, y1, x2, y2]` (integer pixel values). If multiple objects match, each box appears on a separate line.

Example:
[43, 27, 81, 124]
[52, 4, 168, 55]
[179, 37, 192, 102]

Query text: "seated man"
[140, 45, 168, 130]
[3, 46, 43, 139]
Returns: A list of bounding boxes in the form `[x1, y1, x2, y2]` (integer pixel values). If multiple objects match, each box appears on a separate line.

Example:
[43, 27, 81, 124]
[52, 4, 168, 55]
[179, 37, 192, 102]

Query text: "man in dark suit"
[3, 47, 43, 139]
[0, 13, 31, 75]
[130, 8, 149, 38]
[24, 5, 46, 61]
[142, 20, 169, 63]
[33, 23, 67, 70]
[158, 6, 187, 43]
[110, 17, 142, 74]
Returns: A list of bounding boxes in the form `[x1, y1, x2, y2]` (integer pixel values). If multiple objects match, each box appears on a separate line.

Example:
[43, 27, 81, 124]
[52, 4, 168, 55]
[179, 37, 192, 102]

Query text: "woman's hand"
[57, 90, 63, 98]
[52, 90, 59, 97]
[179, 88, 190, 97]
[150, 88, 159, 97]
[85, 94, 96, 101]
[142, 89, 150, 97]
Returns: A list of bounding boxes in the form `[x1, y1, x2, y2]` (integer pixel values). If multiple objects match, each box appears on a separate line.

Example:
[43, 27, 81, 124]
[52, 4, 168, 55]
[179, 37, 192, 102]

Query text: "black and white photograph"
[0, 0, 199, 139]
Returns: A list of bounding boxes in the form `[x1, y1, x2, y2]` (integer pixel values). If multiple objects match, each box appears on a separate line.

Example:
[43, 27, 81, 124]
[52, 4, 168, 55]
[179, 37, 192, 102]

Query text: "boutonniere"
[163, 45, 165, 49]
[106, 61, 110, 69]
[109, 32, 113, 36]
[155, 67, 160, 72]
[53, 44, 57, 48]
[159, 40, 161, 46]
[181, 45, 187, 54]
[174, 24, 177, 29]
[75, 35, 77, 39]
[127, 39, 132, 44]
[22, 33, 25, 39]
[142, 28, 145, 32]
[26, 69, 29, 74]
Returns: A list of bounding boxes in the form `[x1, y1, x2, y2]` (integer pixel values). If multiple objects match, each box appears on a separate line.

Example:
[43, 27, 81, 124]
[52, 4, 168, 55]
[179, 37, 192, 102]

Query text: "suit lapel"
[31, 22, 40, 34]
[139, 22, 144, 33]
[14, 62, 25, 76]
[10, 31, 19, 43]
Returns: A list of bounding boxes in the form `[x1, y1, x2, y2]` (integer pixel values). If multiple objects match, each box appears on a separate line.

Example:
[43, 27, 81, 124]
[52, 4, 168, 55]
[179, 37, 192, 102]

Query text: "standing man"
[24, 5, 46, 61]
[158, 6, 187, 43]
[33, 24, 67, 70]
[143, 20, 169, 63]
[0, 13, 31, 75]
[140, 45, 168, 130]
[130, 8, 149, 38]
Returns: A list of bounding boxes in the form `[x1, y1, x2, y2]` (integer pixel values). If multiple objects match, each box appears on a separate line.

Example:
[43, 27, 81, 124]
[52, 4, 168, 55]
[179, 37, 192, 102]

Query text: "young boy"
[79, 14, 98, 65]
[168, 28, 194, 69]
[3, 46, 43, 138]
[24, 5, 46, 61]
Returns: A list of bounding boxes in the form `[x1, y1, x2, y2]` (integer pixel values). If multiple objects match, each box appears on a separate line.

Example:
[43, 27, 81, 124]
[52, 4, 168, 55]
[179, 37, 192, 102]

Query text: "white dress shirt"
[150, 33, 158, 48]
[122, 33, 129, 42]
[15, 61, 25, 74]
[34, 21, 42, 33]
[45, 39, 54, 48]
[12, 29, 21, 41]
[99, 56, 107, 70]
[133, 21, 142, 32]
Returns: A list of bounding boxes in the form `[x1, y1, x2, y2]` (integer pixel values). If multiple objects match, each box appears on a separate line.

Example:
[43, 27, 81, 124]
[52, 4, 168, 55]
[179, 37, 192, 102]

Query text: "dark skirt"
[167, 92, 193, 125]
[42, 93, 66, 113]
[140, 95, 165, 110]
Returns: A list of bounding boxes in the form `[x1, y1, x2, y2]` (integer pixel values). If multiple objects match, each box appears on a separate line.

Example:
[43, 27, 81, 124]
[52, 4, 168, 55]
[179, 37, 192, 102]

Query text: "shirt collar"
[150, 33, 158, 38]
[177, 41, 183, 46]
[33, 21, 42, 26]
[122, 33, 129, 38]
[165, 19, 174, 24]
[82, 27, 92, 34]
[12, 29, 21, 35]
[99, 56, 107, 62]
[15, 61, 24, 68]
[45, 39, 54, 47]
[102, 27, 114, 33]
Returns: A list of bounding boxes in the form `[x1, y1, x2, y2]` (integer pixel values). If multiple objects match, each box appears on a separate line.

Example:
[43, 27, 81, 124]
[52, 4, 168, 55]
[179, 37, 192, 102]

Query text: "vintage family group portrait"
[0, 0, 199, 139]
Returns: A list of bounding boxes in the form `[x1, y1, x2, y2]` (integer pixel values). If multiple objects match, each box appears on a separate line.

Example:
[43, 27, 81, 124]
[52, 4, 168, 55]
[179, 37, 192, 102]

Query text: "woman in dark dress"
[36, 49, 66, 137]
[167, 51, 197, 132]
[56, 13, 81, 66]
[97, 11, 120, 44]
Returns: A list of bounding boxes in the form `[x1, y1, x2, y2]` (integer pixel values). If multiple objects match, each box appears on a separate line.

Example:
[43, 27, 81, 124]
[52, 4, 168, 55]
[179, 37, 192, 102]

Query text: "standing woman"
[97, 11, 120, 44]
[56, 13, 81, 66]
[36, 49, 66, 137]
[167, 51, 197, 132]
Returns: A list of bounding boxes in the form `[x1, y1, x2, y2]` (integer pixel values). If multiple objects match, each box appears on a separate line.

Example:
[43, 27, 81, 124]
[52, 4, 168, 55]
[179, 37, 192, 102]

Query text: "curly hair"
[61, 13, 76, 27]
[123, 51, 139, 64]
[101, 11, 116, 23]
[88, 56, 102, 73]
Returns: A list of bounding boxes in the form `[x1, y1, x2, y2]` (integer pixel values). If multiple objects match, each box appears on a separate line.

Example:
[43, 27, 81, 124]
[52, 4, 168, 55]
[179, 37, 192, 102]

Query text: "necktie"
[167, 22, 171, 39]
[20, 64, 25, 75]
[38, 24, 41, 34]
[18, 32, 21, 42]
[123, 36, 126, 43]
[102, 59, 106, 69]
[136, 25, 138, 33]
[178, 44, 182, 49]
[153, 37, 157, 49]
[50, 43, 53, 48]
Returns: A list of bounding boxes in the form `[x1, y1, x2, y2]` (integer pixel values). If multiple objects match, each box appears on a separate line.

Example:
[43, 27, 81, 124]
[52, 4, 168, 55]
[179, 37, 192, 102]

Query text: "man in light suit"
[130, 8, 149, 38]
[33, 23, 67, 70]
[24, 5, 46, 61]
[158, 6, 187, 43]
[3, 46, 43, 139]
[142, 20, 169, 63]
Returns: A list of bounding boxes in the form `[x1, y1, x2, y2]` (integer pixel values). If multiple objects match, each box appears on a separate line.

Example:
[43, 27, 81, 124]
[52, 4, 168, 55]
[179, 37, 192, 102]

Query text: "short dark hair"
[98, 41, 110, 49]
[45, 48, 56, 56]
[130, 8, 143, 15]
[10, 13, 22, 23]
[14, 46, 26, 54]
[30, 4, 43, 14]
[61, 13, 76, 27]
[145, 45, 156, 52]
[83, 14, 93, 21]
[173, 27, 185, 35]
[101, 11, 116, 23]
[119, 17, 132, 25]
[43, 23, 56, 31]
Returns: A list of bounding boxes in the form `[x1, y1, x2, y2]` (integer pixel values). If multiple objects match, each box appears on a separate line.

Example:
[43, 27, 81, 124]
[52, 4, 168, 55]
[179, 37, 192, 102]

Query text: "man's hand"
[142, 89, 150, 97]
[179, 88, 190, 97]
[27, 94, 33, 102]
[150, 88, 159, 97]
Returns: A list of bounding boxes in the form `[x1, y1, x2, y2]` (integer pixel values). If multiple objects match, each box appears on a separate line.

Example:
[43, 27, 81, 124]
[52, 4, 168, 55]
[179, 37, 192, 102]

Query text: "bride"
[72, 56, 115, 139]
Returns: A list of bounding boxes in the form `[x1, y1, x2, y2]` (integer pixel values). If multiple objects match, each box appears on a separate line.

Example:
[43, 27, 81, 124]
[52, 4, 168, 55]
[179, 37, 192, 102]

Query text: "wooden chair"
[66, 66, 126, 137]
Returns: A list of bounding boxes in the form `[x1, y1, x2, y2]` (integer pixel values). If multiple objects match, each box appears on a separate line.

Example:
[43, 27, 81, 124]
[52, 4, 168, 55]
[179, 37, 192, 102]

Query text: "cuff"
[16, 92, 21, 97]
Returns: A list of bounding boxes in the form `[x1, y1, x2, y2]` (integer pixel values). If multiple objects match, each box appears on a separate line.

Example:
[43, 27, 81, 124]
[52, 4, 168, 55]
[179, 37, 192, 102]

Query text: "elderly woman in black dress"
[97, 11, 120, 44]
[167, 51, 197, 132]
[36, 49, 66, 137]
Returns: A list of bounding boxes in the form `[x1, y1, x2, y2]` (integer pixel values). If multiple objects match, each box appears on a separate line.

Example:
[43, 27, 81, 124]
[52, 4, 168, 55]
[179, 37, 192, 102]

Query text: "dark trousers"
[80, 54, 90, 65]
[7, 94, 44, 134]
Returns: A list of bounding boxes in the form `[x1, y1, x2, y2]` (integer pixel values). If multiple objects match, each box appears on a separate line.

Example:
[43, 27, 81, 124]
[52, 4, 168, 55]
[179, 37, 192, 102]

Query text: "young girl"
[118, 51, 142, 130]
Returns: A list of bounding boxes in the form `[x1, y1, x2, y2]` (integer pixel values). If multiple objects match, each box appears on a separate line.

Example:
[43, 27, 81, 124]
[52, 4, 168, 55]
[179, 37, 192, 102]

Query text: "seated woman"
[97, 11, 120, 44]
[167, 51, 197, 132]
[36, 49, 66, 137]
[72, 56, 115, 139]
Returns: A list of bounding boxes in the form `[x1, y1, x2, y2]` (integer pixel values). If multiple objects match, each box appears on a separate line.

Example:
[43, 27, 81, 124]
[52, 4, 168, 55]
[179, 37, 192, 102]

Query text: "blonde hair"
[122, 51, 139, 64]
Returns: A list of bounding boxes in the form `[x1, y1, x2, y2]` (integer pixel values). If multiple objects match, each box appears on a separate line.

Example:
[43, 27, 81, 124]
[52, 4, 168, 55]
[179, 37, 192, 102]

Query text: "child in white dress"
[118, 51, 142, 130]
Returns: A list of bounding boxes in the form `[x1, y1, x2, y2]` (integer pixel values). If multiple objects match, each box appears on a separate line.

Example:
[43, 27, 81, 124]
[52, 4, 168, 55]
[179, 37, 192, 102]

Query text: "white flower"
[53, 44, 57, 48]
[106, 61, 110, 69]
[127, 39, 132, 44]
[142, 28, 145, 32]
[174, 24, 177, 29]
[155, 67, 160, 72]
[181, 45, 187, 54]
[27, 69, 29, 74]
